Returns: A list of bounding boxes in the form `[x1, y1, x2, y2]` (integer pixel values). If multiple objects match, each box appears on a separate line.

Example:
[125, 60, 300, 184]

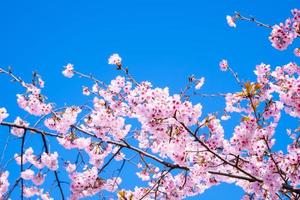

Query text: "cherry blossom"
[62, 63, 74, 78]
[195, 77, 205, 90]
[0, 107, 8, 123]
[108, 53, 122, 66]
[10, 117, 29, 137]
[44, 107, 81, 134]
[0, 171, 9, 196]
[82, 86, 90, 95]
[294, 47, 300, 57]
[69, 167, 117, 199]
[219, 59, 228, 71]
[41, 152, 59, 171]
[226, 15, 236, 28]
[1, 8, 300, 200]
[32, 173, 46, 186]
[21, 169, 35, 180]
[269, 23, 295, 50]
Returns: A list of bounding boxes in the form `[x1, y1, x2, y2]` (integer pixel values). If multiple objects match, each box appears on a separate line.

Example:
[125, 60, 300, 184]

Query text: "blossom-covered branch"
[0, 8, 300, 200]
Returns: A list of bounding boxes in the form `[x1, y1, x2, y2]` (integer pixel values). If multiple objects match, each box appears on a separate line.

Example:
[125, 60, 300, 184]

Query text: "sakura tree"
[0, 8, 300, 200]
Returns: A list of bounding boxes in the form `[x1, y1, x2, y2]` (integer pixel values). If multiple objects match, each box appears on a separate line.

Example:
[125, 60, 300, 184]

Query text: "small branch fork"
[220, 65, 300, 198]
[234, 12, 273, 29]
[0, 123, 65, 199]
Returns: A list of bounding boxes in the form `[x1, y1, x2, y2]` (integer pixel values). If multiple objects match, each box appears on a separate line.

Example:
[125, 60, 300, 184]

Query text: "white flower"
[195, 77, 205, 90]
[0, 107, 9, 123]
[108, 54, 122, 66]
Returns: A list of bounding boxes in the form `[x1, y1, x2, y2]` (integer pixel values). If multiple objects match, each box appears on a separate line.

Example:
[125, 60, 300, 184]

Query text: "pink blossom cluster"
[41, 152, 59, 171]
[57, 135, 91, 150]
[15, 147, 58, 171]
[62, 63, 74, 78]
[0, 171, 9, 198]
[11, 147, 57, 199]
[10, 117, 29, 137]
[68, 167, 121, 199]
[269, 9, 300, 50]
[2, 55, 300, 199]
[57, 133, 114, 168]
[23, 186, 52, 200]
[44, 107, 81, 134]
[2, 7, 300, 197]
[102, 59, 299, 198]
[16, 84, 52, 116]
[21, 169, 45, 186]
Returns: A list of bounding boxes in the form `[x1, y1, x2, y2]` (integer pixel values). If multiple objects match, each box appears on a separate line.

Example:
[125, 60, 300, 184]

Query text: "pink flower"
[21, 169, 34, 180]
[16, 91, 52, 116]
[32, 173, 46, 186]
[219, 59, 228, 71]
[269, 24, 295, 50]
[38, 78, 44, 88]
[92, 84, 99, 93]
[40, 192, 53, 200]
[195, 77, 205, 90]
[221, 114, 231, 120]
[294, 48, 300, 57]
[136, 170, 150, 181]
[69, 167, 105, 198]
[74, 137, 91, 149]
[23, 186, 40, 198]
[0, 107, 9, 123]
[226, 15, 236, 28]
[82, 86, 90, 96]
[11, 117, 29, 137]
[62, 63, 74, 78]
[16, 94, 27, 109]
[66, 163, 76, 173]
[44, 107, 81, 134]
[108, 53, 122, 66]
[0, 171, 9, 195]
[41, 152, 59, 171]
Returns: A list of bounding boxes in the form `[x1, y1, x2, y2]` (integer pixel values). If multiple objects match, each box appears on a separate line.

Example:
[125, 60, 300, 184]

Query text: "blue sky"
[0, 1, 299, 199]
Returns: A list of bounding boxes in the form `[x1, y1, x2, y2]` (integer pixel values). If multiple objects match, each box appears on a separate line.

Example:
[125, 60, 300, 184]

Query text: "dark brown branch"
[20, 131, 26, 200]
[0, 122, 60, 137]
[176, 117, 262, 182]
[119, 66, 139, 86]
[98, 147, 122, 174]
[140, 168, 173, 200]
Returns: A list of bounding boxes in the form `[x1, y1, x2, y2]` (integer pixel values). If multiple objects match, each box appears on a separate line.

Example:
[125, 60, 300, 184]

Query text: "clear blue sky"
[0, 1, 299, 199]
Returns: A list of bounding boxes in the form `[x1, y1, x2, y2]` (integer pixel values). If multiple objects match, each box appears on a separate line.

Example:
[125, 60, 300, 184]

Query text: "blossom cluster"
[1, 7, 300, 199]
[68, 167, 121, 199]
[16, 83, 52, 116]
[268, 9, 300, 51]
[0, 171, 9, 197]
[44, 107, 82, 134]
[14, 148, 58, 171]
